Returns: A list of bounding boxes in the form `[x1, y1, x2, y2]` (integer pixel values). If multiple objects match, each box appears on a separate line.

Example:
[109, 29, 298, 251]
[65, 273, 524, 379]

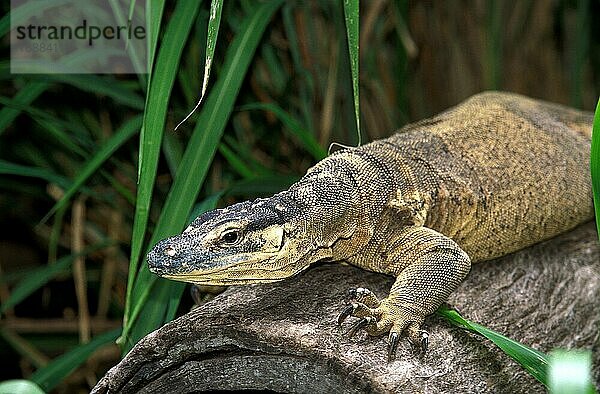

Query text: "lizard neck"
[286, 148, 396, 261]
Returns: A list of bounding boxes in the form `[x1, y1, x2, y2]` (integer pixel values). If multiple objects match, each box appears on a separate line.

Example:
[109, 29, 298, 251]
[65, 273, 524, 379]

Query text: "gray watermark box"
[10, 0, 148, 74]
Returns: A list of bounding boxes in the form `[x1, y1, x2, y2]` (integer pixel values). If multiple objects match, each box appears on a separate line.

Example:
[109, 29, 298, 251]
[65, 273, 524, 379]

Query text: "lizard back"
[360, 92, 593, 262]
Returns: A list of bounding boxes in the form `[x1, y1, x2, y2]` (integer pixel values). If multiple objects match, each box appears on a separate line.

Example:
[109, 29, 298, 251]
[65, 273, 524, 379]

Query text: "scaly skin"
[147, 92, 594, 360]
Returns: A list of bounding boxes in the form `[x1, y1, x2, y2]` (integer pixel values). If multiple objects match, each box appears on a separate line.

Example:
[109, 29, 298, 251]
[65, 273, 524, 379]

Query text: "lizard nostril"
[164, 247, 176, 257]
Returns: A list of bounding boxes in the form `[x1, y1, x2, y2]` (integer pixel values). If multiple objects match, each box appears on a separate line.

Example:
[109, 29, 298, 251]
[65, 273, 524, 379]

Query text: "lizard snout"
[147, 238, 181, 275]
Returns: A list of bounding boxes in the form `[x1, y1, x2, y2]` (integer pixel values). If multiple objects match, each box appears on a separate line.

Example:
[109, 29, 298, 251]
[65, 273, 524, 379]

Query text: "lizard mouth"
[161, 264, 307, 285]
[157, 252, 307, 285]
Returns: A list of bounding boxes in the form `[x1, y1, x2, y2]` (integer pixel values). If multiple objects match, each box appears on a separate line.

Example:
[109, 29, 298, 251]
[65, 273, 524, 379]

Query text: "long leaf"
[343, 0, 361, 145]
[145, 0, 166, 78]
[0, 380, 45, 394]
[239, 102, 327, 160]
[29, 329, 121, 392]
[175, 0, 224, 130]
[591, 98, 600, 241]
[0, 243, 110, 314]
[41, 74, 144, 110]
[548, 350, 595, 394]
[438, 305, 548, 386]
[0, 0, 72, 37]
[0, 60, 144, 109]
[41, 115, 142, 223]
[0, 96, 90, 153]
[123, 0, 202, 344]
[0, 82, 49, 137]
[122, 0, 285, 351]
[0, 160, 71, 189]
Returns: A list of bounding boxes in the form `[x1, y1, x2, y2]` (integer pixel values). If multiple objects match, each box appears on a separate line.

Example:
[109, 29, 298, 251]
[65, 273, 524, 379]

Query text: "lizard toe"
[346, 316, 377, 337]
[347, 287, 381, 308]
[337, 301, 377, 326]
[405, 322, 429, 353]
[338, 293, 429, 361]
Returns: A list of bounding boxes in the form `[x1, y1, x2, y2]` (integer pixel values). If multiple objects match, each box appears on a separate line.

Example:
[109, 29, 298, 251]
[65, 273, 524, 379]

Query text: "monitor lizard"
[147, 91, 594, 361]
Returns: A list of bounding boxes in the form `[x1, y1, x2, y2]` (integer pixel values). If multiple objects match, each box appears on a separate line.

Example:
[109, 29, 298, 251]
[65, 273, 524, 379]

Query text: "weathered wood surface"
[93, 223, 599, 393]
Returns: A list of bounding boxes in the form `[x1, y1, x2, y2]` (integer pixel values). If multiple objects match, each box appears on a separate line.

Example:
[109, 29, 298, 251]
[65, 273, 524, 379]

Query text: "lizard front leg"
[338, 226, 471, 361]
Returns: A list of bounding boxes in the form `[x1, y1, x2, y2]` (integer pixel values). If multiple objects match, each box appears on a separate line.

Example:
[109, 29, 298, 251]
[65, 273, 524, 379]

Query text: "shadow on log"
[93, 223, 599, 393]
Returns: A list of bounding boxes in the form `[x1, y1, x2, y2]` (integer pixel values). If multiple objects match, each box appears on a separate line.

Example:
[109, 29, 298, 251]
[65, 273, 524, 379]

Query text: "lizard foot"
[337, 287, 429, 361]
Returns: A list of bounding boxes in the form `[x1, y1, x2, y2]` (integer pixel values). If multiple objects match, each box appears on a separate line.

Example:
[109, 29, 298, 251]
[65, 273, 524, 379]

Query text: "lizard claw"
[346, 317, 376, 337]
[338, 286, 430, 360]
[337, 304, 356, 326]
[388, 332, 400, 362]
[419, 330, 429, 353]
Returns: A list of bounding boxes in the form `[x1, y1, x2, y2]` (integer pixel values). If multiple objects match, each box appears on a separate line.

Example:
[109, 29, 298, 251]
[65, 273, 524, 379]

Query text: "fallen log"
[93, 222, 599, 393]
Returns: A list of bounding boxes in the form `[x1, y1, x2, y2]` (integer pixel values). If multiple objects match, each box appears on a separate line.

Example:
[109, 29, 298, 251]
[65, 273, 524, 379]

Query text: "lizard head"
[147, 194, 327, 285]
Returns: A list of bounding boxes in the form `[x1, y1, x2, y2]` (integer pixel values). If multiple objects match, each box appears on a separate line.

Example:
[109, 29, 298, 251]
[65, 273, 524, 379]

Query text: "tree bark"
[93, 223, 599, 393]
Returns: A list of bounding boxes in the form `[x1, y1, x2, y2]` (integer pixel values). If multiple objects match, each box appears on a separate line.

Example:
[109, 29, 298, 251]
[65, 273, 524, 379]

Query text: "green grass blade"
[591, 98, 600, 241]
[226, 174, 299, 198]
[239, 102, 327, 160]
[48, 204, 68, 268]
[122, 0, 285, 351]
[0, 160, 71, 189]
[0, 82, 49, 137]
[484, 0, 503, 90]
[29, 328, 121, 392]
[548, 350, 595, 394]
[570, 0, 590, 108]
[41, 115, 142, 223]
[202, 0, 223, 97]
[218, 142, 255, 178]
[108, 0, 146, 79]
[0, 96, 90, 154]
[162, 131, 185, 176]
[175, 0, 224, 130]
[145, 0, 166, 77]
[1, 58, 142, 107]
[438, 305, 548, 386]
[127, 0, 137, 26]
[41, 74, 144, 110]
[0, 0, 72, 38]
[0, 380, 45, 394]
[0, 329, 48, 369]
[281, 4, 316, 137]
[0, 63, 141, 138]
[32, 118, 87, 157]
[123, 0, 202, 344]
[343, 0, 361, 145]
[0, 243, 110, 314]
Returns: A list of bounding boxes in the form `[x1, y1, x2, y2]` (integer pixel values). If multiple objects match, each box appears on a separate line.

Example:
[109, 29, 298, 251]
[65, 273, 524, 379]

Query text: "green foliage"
[42, 115, 143, 223]
[0, 380, 45, 394]
[29, 329, 121, 392]
[124, 0, 202, 347]
[0, 243, 110, 314]
[175, 0, 224, 130]
[438, 305, 548, 386]
[121, 0, 286, 350]
[343, 0, 360, 145]
[239, 103, 327, 161]
[1, 1, 598, 391]
[548, 350, 595, 394]
[592, 98, 600, 240]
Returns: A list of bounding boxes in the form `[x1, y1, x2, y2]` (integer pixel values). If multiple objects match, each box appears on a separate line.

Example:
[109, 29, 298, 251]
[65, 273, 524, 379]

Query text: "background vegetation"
[0, 0, 598, 392]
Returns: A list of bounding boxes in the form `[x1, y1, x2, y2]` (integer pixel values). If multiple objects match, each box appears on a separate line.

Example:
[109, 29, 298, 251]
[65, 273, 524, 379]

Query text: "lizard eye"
[219, 229, 242, 246]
